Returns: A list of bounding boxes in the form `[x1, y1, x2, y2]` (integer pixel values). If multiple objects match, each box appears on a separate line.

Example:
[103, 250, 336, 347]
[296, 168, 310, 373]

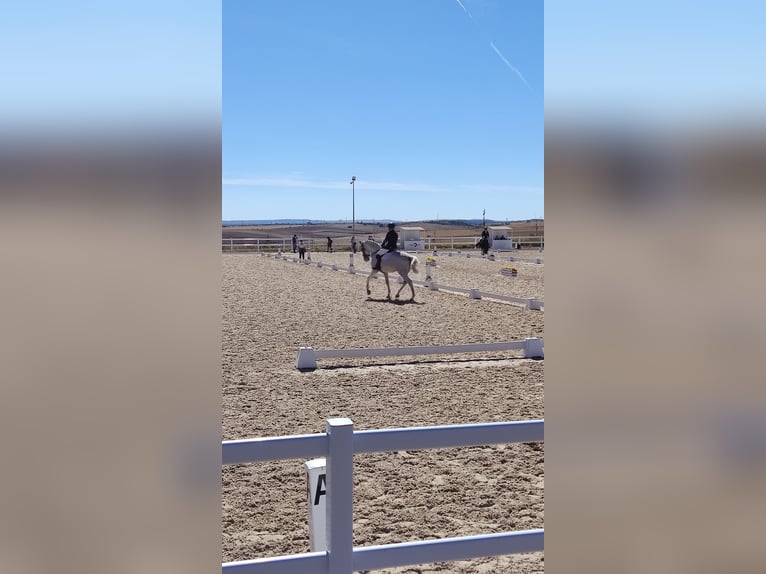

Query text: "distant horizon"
[222, 217, 544, 226]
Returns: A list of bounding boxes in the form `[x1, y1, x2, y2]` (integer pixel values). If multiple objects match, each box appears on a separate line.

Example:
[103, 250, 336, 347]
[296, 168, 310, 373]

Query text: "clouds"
[223, 175, 542, 195]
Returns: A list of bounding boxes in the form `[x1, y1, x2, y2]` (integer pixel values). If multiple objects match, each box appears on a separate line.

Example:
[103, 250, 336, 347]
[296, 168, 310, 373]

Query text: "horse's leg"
[383, 272, 391, 299]
[366, 270, 377, 295]
[394, 273, 408, 300]
[408, 276, 416, 300]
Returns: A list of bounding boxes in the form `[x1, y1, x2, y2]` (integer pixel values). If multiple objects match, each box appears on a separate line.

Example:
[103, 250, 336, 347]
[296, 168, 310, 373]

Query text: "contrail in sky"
[451, 1, 533, 92]
[490, 41, 532, 91]
[454, 0, 472, 18]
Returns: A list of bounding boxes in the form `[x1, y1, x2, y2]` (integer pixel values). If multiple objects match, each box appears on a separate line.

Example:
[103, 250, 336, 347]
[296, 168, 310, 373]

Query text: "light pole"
[350, 176, 356, 237]
[350, 176, 356, 270]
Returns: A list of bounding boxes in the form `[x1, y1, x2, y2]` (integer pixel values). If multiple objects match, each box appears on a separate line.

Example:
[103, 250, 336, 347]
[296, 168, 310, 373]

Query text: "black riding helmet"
[388, 223, 395, 229]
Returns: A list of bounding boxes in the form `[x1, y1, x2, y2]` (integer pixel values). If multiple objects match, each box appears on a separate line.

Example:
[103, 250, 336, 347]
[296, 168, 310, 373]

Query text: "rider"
[375, 223, 398, 271]
[479, 227, 490, 253]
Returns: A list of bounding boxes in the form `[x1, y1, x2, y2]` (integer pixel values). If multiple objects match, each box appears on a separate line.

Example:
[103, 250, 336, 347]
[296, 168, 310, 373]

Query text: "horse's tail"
[410, 255, 419, 274]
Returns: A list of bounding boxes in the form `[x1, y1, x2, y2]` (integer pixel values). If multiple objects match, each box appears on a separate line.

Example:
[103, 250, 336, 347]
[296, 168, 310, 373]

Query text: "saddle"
[374, 249, 391, 271]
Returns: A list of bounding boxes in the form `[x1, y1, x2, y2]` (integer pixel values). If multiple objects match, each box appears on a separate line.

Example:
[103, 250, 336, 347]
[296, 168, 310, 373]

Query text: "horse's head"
[360, 240, 373, 262]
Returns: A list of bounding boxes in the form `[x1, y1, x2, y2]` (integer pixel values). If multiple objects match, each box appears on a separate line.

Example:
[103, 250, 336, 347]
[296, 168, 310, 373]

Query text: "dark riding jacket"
[381, 230, 398, 252]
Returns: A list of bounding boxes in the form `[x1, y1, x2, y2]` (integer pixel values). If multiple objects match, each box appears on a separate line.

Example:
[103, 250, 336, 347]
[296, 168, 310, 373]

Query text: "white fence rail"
[222, 418, 545, 574]
[296, 339, 544, 370]
[256, 252, 544, 310]
[222, 235, 544, 252]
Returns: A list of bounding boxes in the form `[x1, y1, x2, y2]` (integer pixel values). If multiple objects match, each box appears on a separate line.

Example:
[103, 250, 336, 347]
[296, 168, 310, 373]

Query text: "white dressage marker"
[296, 338, 544, 370]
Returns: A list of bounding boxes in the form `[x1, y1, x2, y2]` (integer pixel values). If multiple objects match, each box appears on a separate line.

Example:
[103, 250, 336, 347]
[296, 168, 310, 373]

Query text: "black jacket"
[381, 230, 398, 251]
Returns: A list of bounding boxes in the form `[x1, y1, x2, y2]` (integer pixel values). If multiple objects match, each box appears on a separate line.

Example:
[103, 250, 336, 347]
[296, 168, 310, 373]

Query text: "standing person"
[326, 236, 333, 253]
[374, 223, 398, 271]
[292, 234, 298, 253]
[298, 240, 306, 260]
[351, 235, 357, 254]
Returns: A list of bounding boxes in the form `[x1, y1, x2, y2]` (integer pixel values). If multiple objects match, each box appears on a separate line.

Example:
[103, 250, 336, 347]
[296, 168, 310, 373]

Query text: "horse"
[359, 240, 420, 301]
[476, 236, 490, 256]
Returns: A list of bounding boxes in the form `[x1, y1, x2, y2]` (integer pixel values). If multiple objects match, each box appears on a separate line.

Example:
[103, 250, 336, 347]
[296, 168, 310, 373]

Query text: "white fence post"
[326, 418, 354, 574]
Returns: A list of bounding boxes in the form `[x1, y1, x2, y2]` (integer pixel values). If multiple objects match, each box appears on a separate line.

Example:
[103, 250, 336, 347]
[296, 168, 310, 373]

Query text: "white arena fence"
[222, 235, 543, 253]
[256, 251, 545, 311]
[296, 338, 544, 370]
[222, 417, 545, 574]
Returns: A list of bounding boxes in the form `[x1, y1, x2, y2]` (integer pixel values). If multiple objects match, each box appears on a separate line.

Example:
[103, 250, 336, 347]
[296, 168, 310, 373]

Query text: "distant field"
[222, 220, 544, 242]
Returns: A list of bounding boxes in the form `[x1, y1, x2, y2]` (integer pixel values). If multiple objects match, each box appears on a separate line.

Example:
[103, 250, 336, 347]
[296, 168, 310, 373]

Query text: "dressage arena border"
[439, 251, 544, 265]
[257, 252, 544, 311]
[295, 338, 544, 370]
[222, 417, 545, 573]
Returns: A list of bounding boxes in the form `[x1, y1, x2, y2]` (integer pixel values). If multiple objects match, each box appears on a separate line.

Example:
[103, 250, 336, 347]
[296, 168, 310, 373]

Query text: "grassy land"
[222, 220, 544, 243]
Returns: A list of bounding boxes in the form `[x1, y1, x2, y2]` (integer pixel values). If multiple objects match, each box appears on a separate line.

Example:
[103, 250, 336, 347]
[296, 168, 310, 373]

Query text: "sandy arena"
[222, 248, 544, 573]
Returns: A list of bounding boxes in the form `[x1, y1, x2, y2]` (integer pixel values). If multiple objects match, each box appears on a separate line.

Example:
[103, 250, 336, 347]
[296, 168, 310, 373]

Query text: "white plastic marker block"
[526, 299, 542, 311]
[469, 288, 481, 300]
[535, 258, 542, 264]
[332, 264, 338, 271]
[317, 262, 323, 268]
[296, 347, 318, 370]
[448, 252, 453, 257]
[307, 252, 312, 260]
[433, 250, 438, 256]
[523, 337, 544, 359]
[305, 458, 327, 552]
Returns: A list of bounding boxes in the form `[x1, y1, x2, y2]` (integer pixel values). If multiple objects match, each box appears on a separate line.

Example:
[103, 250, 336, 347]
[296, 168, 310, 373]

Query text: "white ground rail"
[222, 417, 544, 573]
[296, 338, 544, 370]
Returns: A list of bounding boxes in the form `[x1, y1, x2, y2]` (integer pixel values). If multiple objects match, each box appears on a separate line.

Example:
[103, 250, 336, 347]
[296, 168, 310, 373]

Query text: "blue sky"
[1, 1, 220, 127]
[223, 0, 543, 222]
[545, 0, 766, 124]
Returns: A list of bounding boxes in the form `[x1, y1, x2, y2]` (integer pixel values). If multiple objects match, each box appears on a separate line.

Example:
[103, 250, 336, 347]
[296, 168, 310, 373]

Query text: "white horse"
[359, 240, 420, 301]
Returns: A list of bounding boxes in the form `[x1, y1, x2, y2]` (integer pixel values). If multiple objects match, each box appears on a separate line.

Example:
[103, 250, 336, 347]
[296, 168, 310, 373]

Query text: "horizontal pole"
[315, 341, 525, 360]
[353, 529, 544, 571]
[354, 419, 544, 454]
[222, 551, 326, 574]
[222, 433, 327, 465]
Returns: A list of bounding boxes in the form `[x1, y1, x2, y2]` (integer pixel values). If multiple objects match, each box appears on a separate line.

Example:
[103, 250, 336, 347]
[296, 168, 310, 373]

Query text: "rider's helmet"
[388, 223, 395, 229]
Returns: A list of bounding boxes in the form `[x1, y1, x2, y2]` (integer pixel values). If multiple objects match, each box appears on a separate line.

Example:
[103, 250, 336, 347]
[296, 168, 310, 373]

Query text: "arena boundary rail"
[295, 338, 544, 370]
[222, 235, 544, 253]
[222, 417, 544, 573]
[258, 252, 544, 311]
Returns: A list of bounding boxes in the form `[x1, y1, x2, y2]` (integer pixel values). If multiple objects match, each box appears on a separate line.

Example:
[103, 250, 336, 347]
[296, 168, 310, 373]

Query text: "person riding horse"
[361, 238, 419, 301]
[476, 227, 490, 255]
[375, 223, 398, 271]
